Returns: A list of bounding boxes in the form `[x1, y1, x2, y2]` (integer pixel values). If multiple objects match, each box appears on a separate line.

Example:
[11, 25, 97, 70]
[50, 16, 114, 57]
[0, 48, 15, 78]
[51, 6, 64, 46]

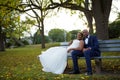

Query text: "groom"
[69, 29, 100, 75]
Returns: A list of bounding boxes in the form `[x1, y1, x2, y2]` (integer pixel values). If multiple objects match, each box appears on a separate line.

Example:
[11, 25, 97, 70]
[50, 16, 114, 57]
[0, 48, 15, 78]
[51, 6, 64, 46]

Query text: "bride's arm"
[68, 40, 73, 46]
[67, 40, 73, 53]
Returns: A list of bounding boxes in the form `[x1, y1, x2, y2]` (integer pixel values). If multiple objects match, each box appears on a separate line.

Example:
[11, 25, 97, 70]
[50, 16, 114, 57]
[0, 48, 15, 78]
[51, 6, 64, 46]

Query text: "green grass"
[0, 43, 120, 80]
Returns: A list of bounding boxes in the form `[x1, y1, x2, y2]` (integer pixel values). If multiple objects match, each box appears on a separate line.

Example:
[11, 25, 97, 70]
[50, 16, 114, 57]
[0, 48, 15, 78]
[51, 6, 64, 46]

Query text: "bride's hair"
[78, 32, 84, 40]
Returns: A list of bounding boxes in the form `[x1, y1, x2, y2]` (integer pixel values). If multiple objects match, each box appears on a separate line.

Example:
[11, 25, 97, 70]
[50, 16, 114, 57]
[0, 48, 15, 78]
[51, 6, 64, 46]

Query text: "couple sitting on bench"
[38, 29, 100, 75]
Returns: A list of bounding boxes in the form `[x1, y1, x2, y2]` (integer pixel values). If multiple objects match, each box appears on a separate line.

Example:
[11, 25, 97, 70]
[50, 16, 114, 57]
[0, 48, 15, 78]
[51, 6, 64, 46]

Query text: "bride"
[38, 32, 84, 74]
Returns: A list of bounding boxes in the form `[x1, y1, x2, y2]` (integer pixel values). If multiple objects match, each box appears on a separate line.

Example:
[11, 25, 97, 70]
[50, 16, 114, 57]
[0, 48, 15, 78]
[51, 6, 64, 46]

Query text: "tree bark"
[40, 10, 45, 48]
[84, 0, 93, 34]
[84, 11, 93, 34]
[0, 26, 5, 51]
[92, 0, 112, 40]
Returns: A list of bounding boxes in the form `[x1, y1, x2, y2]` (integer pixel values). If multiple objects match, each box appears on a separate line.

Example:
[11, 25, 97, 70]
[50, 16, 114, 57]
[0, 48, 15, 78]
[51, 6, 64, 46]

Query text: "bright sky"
[20, 0, 120, 36]
[44, 9, 86, 35]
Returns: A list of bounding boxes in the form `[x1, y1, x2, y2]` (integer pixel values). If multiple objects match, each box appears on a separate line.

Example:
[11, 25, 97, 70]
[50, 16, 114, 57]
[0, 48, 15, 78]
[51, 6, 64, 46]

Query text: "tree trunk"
[92, 0, 112, 40]
[84, 11, 93, 34]
[0, 26, 5, 51]
[84, 0, 93, 34]
[41, 21, 45, 48]
[41, 11, 45, 48]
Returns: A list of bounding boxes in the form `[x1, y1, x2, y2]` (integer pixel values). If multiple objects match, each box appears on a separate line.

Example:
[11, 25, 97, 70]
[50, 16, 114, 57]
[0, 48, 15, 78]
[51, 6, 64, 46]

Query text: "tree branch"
[46, 0, 89, 13]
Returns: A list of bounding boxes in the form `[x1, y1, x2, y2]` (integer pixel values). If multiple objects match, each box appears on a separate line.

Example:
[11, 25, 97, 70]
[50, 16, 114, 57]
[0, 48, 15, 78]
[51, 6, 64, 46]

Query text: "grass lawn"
[0, 43, 120, 80]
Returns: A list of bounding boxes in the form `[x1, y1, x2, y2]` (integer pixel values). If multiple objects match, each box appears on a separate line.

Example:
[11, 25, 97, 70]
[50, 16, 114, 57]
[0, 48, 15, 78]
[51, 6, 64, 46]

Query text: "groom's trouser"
[71, 50, 83, 72]
[83, 50, 100, 73]
[71, 50, 100, 72]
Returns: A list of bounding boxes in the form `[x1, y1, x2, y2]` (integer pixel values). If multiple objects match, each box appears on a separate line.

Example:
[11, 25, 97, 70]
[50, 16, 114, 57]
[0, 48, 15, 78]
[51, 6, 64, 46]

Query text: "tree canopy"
[109, 20, 120, 39]
[0, 0, 21, 51]
[48, 28, 66, 42]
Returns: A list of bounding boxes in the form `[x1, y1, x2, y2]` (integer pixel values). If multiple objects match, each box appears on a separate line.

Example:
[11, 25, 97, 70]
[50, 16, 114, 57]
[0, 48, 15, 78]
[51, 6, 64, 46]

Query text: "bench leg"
[64, 59, 71, 73]
[95, 59, 102, 74]
[66, 60, 70, 68]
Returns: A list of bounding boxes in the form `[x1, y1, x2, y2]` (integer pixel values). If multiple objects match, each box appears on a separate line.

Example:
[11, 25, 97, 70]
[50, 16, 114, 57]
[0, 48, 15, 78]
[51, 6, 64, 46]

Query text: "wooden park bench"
[60, 39, 120, 74]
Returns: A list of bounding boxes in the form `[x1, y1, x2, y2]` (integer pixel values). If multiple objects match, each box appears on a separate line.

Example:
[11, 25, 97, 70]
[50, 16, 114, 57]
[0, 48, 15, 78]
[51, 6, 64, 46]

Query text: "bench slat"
[62, 46, 120, 52]
[93, 56, 120, 59]
[99, 44, 120, 48]
[60, 42, 69, 46]
[100, 47, 120, 52]
[99, 40, 120, 44]
[67, 56, 120, 59]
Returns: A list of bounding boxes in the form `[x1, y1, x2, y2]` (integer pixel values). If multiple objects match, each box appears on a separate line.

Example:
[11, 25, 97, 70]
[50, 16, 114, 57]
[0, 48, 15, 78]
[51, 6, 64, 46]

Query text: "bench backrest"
[99, 40, 120, 52]
[60, 40, 120, 52]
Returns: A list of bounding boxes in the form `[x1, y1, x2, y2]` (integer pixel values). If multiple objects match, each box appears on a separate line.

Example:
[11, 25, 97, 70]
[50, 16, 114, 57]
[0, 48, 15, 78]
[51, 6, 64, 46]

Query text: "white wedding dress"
[38, 39, 80, 74]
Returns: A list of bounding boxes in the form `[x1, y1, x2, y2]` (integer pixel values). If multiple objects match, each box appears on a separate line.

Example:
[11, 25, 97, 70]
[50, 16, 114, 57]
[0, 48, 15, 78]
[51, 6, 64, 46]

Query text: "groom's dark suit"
[83, 35, 101, 73]
[71, 35, 100, 74]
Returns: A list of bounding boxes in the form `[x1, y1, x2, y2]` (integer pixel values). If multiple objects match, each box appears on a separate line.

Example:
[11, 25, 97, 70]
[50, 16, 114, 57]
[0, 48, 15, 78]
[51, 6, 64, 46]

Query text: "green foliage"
[33, 30, 50, 44]
[48, 28, 66, 42]
[0, 0, 20, 26]
[66, 32, 71, 42]
[0, 0, 28, 49]
[4, 11, 21, 38]
[116, 12, 120, 20]
[21, 40, 29, 45]
[69, 29, 81, 40]
[4, 16, 36, 47]
[21, 17, 36, 37]
[109, 20, 120, 39]
[73, 0, 84, 5]
[5, 39, 13, 48]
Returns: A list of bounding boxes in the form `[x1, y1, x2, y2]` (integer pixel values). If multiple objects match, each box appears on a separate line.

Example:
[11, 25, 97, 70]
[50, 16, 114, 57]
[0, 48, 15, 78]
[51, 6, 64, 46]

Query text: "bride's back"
[67, 39, 80, 50]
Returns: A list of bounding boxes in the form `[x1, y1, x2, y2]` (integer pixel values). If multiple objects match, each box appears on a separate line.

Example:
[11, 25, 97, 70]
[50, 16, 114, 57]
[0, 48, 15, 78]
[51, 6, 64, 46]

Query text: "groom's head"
[82, 29, 89, 37]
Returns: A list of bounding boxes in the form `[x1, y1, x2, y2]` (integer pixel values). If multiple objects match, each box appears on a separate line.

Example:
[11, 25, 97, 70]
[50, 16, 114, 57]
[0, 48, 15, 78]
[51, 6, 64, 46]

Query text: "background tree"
[21, 17, 36, 41]
[19, 0, 56, 48]
[48, 28, 66, 42]
[69, 30, 81, 40]
[33, 30, 50, 44]
[109, 21, 120, 39]
[0, 0, 21, 51]
[92, 0, 112, 39]
[3, 11, 36, 48]
[66, 32, 71, 42]
[109, 13, 120, 39]
[116, 13, 120, 20]
[3, 11, 24, 47]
